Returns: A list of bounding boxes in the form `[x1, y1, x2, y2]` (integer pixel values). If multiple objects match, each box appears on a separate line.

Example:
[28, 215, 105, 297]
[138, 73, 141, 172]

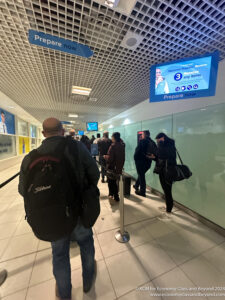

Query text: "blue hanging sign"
[28, 29, 93, 58]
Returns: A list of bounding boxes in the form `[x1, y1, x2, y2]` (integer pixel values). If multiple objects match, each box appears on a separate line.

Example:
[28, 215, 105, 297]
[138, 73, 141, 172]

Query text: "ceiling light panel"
[105, 0, 120, 8]
[0, 0, 224, 130]
[68, 114, 78, 118]
[71, 86, 92, 96]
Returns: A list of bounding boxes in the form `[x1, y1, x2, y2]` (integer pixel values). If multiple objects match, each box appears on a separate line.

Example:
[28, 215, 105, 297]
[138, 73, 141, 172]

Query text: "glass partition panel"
[30, 125, 37, 138]
[31, 138, 37, 150]
[142, 115, 173, 192]
[173, 103, 225, 228]
[123, 122, 141, 178]
[107, 128, 114, 136]
[112, 126, 125, 139]
[0, 134, 16, 160]
[18, 118, 28, 136]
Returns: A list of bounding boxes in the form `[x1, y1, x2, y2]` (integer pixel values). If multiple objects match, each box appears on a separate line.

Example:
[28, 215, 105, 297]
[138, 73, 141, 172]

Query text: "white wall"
[101, 59, 225, 129]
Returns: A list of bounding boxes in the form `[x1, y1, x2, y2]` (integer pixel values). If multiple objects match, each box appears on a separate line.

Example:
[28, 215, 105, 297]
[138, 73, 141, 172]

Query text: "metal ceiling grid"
[0, 0, 225, 130]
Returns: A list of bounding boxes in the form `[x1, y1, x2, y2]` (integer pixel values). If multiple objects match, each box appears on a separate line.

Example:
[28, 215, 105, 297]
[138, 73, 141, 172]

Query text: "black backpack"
[24, 139, 79, 242]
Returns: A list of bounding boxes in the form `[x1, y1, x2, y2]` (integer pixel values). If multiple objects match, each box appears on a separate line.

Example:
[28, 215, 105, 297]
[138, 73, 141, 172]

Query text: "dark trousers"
[134, 160, 151, 194]
[108, 179, 119, 200]
[99, 156, 106, 180]
[159, 173, 173, 212]
[51, 219, 95, 299]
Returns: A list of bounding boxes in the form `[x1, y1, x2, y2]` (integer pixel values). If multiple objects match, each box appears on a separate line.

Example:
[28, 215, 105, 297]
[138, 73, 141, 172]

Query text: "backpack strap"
[176, 148, 184, 165]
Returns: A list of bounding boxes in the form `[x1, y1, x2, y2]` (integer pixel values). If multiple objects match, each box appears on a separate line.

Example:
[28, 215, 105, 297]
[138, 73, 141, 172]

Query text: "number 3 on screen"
[174, 72, 182, 81]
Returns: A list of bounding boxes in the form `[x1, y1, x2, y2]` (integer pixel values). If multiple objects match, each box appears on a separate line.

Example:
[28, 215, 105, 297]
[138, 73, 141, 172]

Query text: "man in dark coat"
[133, 130, 157, 197]
[98, 131, 112, 183]
[104, 132, 125, 202]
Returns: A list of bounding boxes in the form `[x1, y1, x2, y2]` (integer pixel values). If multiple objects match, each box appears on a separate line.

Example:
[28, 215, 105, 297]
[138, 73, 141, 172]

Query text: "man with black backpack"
[133, 130, 157, 197]
[19, 118, 100, 300]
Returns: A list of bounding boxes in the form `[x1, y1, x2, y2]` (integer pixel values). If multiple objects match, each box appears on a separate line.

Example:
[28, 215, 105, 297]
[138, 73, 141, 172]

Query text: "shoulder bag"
[164, 149, 192, 183]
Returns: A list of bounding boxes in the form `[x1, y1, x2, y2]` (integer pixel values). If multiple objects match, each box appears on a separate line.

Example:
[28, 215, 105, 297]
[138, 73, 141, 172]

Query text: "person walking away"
[18, 118, 100, 300]
[133, 130, 157, 197]
[90, 135, 95, 144]
[81, 135, 91, 152]
[69, 129, 76, 139]
[98, 131, 112, 183]
[104, 132, 125, 203]
[148, 132, 176, 214]
[93, 133, 101, 145]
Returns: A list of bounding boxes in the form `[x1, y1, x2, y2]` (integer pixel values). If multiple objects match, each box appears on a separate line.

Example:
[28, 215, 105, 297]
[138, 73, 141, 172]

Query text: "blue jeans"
[51, 219, 95, 299]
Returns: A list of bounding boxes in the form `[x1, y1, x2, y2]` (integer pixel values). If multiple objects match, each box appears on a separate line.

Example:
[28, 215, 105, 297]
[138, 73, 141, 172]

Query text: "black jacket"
[18, 136, 100, 197]
[134, 137, 157, 163]
[155, 138, 177, 170]
[98, 137, 112, 156]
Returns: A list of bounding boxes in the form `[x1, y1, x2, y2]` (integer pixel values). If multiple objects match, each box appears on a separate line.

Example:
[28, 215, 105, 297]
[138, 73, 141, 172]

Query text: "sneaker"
[135, 190, 146, 197]
[83, 260, 97, 293]
[55, 284, 71, 300]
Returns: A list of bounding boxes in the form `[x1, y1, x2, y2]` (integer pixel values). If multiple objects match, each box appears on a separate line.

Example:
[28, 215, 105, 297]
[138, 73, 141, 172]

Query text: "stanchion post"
[115, 174, 130, 243]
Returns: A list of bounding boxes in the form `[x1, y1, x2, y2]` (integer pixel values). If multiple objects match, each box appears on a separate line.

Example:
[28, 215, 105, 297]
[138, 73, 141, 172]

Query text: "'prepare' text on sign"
[28, 30, 93, 58]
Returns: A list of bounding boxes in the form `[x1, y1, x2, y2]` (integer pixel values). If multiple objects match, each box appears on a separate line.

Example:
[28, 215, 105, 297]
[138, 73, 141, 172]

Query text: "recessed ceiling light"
[68, 114, 78, 118]
[104, 0, 120, 8]
[71, 86, 92, 96]
[123, 118, 131, 125]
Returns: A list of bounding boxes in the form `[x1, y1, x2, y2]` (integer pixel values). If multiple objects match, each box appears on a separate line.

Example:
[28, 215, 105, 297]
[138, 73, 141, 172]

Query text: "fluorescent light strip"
[68, 114, 78, 118]
[71, 86, 92, 96]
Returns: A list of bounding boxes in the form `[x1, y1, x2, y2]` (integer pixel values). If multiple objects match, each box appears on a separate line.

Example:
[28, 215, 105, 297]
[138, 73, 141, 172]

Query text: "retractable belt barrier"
[115, 174, 130, 243]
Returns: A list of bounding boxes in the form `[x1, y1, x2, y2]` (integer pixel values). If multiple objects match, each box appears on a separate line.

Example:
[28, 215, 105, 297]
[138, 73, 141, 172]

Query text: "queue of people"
[18, 118, 177, 300]
[134, 130, 176, 213]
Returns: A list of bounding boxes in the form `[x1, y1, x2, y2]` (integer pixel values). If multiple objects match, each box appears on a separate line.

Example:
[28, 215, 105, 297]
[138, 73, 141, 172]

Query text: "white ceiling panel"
[0, 0, 225, 130]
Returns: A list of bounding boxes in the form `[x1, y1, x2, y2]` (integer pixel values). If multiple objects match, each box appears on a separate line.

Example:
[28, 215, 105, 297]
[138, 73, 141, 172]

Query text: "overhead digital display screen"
[150, 51, 219, 102]
[86, 122, 98, 131]
[78, 130, 84, 136]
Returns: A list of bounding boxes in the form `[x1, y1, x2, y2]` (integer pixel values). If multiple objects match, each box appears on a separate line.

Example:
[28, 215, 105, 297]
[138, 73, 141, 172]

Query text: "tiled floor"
[0, 175, 225, 299]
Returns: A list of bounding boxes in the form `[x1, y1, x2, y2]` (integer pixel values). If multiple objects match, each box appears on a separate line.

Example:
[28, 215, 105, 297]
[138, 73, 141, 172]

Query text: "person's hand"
[156, 76, 163, 87]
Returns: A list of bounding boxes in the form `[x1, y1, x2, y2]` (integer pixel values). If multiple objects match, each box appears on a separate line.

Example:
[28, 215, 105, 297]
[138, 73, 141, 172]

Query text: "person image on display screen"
[155, 68, 169, 95]
[0, 110, 8, 134]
